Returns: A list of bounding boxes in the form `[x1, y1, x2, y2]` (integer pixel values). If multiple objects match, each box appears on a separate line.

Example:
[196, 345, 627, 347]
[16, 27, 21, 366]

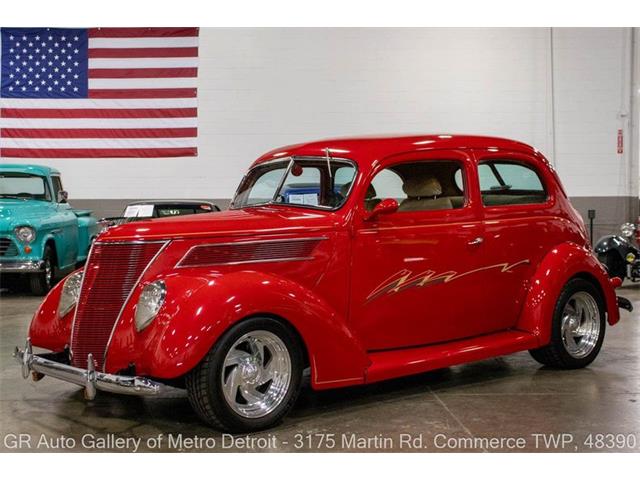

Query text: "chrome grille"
[0, 237, 18, 257]
[70, 241, 165, 370]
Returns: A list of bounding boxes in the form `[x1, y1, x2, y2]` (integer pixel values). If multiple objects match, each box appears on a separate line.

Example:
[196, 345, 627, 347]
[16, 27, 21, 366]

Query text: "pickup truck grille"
[70, 241, 165, 370]
[0, 237, 18, 257]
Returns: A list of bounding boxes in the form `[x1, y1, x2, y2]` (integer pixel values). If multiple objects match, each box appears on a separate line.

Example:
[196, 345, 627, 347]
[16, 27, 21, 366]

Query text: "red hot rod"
[16, 135, 629, 432]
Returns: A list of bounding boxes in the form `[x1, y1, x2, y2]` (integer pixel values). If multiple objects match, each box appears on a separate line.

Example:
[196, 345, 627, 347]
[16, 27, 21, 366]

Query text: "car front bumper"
[0, 260, 44, 273]
[14, 339, 164, 400]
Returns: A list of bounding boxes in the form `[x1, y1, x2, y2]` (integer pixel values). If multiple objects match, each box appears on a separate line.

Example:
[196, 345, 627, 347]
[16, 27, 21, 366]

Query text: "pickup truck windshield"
[0, 173, 50, 201]
[232, 158, 357, 210]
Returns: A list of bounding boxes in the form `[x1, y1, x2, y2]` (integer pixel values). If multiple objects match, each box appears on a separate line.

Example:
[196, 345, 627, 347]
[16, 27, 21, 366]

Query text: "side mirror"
[365, 198, 399, 221]
[57, 190, 68, 203]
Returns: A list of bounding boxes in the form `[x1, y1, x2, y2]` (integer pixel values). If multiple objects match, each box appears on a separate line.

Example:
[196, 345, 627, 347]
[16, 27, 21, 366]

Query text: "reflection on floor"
[1, 285, 638, 452]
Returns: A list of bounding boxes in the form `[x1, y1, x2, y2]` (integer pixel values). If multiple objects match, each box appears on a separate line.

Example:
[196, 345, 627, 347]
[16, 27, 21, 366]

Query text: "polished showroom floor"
[1, 285, 639, 453]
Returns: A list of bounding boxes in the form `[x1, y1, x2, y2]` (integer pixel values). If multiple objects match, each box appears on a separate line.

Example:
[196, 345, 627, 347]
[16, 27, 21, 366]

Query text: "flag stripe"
[2, 138, 197, 148]
[1, 117, 197, 128]
[88, 88, 197, 99]
[1, 108, 197, 118]
[0, 147, 198, 158]
[88, 47, 198, 58]
[88, 67, 197, 78]
[88, 36, 199, 48]
[2, 127, 197, 138]
[88, 28, 198, 38]
[0, 98, 198, 108]
[88, 57, 199, 68]
[88, 77, 197, 89]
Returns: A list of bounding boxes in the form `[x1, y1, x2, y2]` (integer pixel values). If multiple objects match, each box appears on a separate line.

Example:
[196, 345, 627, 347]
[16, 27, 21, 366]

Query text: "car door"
[51, 175, 78, 268]
[349, 149, 495, 351]
[471, 149, 556, 331]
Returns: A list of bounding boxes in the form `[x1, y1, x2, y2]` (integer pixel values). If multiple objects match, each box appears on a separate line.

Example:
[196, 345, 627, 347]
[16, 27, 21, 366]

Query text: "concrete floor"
[1, 286, 639, 453]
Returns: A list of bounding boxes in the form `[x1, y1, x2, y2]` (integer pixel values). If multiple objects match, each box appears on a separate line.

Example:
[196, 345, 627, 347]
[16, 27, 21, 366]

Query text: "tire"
[529, 278, 606, 369]
[186, 317, 304, 432]
[29, 245, 56, 295]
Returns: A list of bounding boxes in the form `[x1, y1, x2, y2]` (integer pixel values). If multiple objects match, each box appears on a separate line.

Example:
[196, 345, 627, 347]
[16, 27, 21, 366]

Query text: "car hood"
[98, 206, 342, 242]
[0, 199, 54, 231]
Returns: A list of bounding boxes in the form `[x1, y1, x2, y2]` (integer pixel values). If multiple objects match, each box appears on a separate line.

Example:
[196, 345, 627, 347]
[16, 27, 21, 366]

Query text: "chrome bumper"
[14, 339, 164, 400]
[0, 260, 44, 273]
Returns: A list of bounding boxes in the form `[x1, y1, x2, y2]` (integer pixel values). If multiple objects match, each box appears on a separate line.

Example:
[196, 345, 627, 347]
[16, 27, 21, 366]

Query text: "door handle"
[468, 237, 484, 246]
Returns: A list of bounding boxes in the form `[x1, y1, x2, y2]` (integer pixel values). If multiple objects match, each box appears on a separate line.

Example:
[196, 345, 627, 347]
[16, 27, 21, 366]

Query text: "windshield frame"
[230, 155, 358, 212]
[0, 173, 52, 202]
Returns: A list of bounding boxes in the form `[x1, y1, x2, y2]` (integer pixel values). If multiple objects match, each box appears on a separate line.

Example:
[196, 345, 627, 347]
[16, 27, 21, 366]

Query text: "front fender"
[28, 271, 76, 351]
[594, 235, 634, 256]
[105, 270, 369, 389]
[516, 242, 620, 347]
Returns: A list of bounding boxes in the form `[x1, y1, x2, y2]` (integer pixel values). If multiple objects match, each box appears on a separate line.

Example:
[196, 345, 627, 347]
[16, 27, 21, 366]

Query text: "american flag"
[0, 27, 198, 158]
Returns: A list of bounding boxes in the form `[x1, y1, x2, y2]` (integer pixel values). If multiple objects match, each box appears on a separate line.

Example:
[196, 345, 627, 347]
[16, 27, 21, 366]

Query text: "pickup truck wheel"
[186, 317, 303, 432]
[529, 278, 605, 369]
[29, 246, 56, 295]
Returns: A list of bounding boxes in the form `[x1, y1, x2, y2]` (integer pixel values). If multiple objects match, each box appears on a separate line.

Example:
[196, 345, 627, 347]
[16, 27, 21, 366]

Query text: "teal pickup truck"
[0, 164, 100, 294]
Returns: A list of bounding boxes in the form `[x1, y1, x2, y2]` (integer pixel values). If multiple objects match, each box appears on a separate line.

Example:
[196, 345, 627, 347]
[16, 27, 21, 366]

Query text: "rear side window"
[478, 161, 547, 207]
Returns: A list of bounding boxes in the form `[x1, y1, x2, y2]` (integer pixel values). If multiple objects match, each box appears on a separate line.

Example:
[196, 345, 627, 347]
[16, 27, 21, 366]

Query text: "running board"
[365, 330, 539, 384]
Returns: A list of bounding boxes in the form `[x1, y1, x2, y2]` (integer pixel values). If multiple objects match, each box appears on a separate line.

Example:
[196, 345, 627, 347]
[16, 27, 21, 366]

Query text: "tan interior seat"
[398, 177, 453, 211]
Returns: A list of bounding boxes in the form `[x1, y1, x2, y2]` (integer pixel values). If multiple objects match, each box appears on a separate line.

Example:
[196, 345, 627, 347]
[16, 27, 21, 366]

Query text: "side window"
[366, 160, 466, 212]
[479, 161, 547, 206]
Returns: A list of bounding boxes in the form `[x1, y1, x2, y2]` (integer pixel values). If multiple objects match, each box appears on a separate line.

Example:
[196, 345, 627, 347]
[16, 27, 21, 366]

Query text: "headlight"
[14, 226, 36, 244]
[135, 281, 166, 332]
[58, 270, 83, 317]
[621, 223, 636, 238]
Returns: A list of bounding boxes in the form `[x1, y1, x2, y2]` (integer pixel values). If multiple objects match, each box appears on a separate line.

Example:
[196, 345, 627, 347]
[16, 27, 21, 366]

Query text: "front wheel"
[29, 245, 56, 295]
[186, 317, 304, 432]
[529, 278, 606, 369]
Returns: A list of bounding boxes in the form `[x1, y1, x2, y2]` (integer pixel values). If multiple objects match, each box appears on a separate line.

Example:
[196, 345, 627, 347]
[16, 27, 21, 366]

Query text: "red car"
[16, 135, 629, 432]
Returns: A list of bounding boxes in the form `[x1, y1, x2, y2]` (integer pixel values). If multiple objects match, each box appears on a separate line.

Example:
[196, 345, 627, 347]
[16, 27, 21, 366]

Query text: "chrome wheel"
[43, 257, 53, 288]
[561, 292, 601, 359]
[221, 330, 292, 419]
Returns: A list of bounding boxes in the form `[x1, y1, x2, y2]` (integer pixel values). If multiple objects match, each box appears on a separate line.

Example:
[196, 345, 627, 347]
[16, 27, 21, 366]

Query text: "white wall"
[553, 28, 634, 197]
[1, 28, 635, 201]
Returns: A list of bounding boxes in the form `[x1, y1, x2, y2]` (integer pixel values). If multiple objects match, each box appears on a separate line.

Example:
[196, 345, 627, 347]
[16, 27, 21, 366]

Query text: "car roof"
[252, 134, 541, 169]
[0, 163, 60, 176]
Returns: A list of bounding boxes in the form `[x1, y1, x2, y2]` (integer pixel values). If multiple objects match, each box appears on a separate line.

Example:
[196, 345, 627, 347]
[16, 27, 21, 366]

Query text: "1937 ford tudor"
[15, 135, 630, 432]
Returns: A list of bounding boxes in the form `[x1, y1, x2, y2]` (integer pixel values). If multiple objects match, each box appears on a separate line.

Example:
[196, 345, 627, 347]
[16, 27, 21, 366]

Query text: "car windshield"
[231, 157, 357, 210]
[0, 173, 50, 201]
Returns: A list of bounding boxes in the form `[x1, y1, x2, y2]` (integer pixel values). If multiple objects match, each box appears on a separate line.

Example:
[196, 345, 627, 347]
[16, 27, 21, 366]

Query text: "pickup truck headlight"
[58, 270, 83, 317]
[135, 281, 166, 332]
[14, 226, 36, 244]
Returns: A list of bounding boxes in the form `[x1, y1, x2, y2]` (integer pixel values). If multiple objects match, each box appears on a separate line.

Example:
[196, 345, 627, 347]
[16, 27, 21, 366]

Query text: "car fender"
[106, 270, 369, 389]
[28, 273, 75, 351]
[516, 241, 620, 346]
[594, 234, 635, 257]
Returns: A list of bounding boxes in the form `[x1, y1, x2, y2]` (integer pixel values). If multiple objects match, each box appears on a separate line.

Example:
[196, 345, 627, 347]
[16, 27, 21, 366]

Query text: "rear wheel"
[529, 278, 606, 369]
[186, 317, 304, 432]
[29, 245, 56, 295]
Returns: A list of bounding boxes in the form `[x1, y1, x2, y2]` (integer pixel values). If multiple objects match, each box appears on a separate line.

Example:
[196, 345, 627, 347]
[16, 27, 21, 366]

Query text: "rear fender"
[516, 242, 620, 347]
[107, 270, 369, 389]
